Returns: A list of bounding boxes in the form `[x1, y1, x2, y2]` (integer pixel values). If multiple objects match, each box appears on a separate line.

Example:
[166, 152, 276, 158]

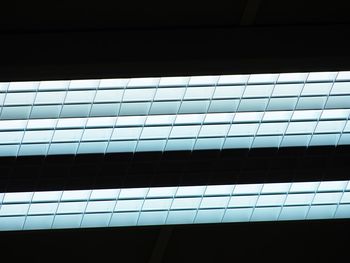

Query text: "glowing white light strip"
[1, 71, 350, 156]
[0, 180, 349, 231]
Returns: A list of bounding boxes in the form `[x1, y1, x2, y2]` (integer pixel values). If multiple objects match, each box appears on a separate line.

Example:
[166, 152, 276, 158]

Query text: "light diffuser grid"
[0, 180, 349, 231]
[1, 71, 350, 156]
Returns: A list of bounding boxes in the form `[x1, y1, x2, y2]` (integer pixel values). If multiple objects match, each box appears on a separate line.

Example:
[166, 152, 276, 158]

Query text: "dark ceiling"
[0, 220, 349, 261]
[1, 0, 350, 81]
[0, 1, 245, 32]
[1, 0, 350, 33]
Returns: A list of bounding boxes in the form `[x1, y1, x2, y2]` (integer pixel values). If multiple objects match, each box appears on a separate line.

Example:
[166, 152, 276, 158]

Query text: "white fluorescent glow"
[1, 71, 350, 156]
[0, 180, 349, 231]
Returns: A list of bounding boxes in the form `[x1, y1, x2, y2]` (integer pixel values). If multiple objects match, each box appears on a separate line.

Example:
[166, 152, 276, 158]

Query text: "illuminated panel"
[1, 71, 350, 156]
[0, 180, 349, 231]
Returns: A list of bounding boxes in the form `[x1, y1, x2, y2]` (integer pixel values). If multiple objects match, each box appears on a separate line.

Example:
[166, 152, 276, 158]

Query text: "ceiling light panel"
[0, 180, 349, 231]
[0, 71, 350, 156]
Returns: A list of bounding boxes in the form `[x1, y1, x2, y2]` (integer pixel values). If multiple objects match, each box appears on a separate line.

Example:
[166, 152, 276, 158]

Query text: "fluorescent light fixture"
[0, 180, 349, 231]
[1, 71, 350, 156]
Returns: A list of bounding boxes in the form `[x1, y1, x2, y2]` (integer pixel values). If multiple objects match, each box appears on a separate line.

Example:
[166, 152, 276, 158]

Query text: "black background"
[1, 220, 350, 261]
[1, 0, 350, 261]
[1, 146, 350, 192]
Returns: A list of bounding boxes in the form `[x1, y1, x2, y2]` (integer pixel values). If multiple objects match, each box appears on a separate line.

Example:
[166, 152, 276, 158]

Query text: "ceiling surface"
[1, 0, 350, 33]
[1, 0, 350, 81]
